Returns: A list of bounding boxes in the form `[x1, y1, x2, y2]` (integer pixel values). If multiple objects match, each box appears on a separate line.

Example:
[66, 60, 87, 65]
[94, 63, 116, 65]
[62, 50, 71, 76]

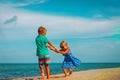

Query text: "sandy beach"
[12, 67, 120, 80]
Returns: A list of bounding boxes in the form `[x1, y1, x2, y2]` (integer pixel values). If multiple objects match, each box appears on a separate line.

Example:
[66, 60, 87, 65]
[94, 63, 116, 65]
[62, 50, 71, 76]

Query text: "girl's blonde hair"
[38, 26, 47, 35]
[60, 41, 68, 48]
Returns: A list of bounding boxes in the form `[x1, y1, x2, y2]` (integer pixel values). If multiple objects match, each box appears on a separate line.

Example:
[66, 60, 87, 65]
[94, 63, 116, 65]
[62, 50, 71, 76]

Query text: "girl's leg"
[45, 64, 50, 79]
[68, 68, 73, 75]
[39, 64, 45, 77]
[63, 68, 67, 77]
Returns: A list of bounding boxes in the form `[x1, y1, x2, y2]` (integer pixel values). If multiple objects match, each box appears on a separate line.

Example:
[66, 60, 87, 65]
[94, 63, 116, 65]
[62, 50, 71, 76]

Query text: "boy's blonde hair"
[38, 26, 47, 35]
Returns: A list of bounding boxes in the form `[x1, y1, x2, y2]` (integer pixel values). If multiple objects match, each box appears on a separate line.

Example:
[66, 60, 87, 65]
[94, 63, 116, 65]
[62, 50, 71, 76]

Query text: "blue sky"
[0, 0, 120, 63]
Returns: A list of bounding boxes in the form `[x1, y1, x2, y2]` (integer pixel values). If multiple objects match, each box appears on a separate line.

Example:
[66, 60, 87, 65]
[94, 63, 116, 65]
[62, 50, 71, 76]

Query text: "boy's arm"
[47, 41, 70, 54]
[48, 41, 57, 49]
[47, 44, 60, 53]
[47, 45, 54, 50]
[47, 41, 60, 53]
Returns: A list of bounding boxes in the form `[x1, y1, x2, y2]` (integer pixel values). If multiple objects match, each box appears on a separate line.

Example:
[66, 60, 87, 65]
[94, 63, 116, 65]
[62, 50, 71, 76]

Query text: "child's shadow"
[37, 75, 64, 79]
[50, 75, 64, 79]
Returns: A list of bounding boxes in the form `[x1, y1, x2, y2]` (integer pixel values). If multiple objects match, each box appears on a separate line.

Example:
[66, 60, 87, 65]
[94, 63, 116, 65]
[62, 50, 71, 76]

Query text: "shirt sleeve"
[44, 36, 49, 43]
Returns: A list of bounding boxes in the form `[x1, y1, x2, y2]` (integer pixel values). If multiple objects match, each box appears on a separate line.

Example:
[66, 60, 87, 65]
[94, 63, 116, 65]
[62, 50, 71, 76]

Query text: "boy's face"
[38, 28, 47, 36]
[43, 29, 47, 35]
[38, 26, 47, 35]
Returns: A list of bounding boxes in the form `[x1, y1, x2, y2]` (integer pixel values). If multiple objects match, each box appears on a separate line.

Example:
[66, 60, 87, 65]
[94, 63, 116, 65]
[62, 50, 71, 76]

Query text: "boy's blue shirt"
[35, 35, 49, 56]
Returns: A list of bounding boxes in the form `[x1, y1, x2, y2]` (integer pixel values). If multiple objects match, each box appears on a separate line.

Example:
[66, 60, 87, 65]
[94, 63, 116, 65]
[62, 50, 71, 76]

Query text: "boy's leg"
[39, 64, 45, 77]
[63, 68, 67, 77]
[68, 68, 73, 75]
[45, 64, 50, 79]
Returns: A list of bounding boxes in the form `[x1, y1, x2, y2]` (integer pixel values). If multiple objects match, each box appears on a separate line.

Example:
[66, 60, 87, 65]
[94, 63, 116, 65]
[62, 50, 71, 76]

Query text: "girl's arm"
[58, 48, 70, 54]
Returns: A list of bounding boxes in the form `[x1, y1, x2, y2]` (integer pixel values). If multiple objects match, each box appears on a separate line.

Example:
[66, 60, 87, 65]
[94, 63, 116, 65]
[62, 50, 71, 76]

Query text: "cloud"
[38, 0, 47, 4]
[93, 14, 104, 19]
[4, 16, 17, 24]
[0, 5, 120, 40]
[0, 0, 47, 7]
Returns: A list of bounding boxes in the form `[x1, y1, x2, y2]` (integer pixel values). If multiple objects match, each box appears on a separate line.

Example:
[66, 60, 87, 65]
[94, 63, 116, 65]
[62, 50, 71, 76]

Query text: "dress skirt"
[62, 53, 81, 68]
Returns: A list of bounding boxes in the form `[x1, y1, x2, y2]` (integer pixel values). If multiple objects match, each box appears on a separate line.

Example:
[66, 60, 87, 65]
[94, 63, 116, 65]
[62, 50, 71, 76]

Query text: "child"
[48, 41, 81, 77]
[35, 26, 57, 79]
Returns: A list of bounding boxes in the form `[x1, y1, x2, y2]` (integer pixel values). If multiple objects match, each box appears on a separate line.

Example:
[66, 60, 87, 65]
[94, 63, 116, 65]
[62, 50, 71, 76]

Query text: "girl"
[48, 41, 81, 77]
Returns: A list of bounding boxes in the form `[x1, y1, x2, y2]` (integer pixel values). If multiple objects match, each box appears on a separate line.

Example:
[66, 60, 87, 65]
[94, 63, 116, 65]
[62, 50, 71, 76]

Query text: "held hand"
[50, 47, 55, 50]
[46, 44, 60, 53]
[55, 49, 60, 53]
[47, 45, 54, 50]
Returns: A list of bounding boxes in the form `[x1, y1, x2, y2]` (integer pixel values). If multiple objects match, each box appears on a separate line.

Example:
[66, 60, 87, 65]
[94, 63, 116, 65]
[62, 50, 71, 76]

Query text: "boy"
[35, 26, 57, 79]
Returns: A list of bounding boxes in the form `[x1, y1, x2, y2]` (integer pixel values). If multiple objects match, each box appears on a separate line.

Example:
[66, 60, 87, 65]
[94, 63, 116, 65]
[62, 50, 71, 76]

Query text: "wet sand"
[12, 67, 120, 80]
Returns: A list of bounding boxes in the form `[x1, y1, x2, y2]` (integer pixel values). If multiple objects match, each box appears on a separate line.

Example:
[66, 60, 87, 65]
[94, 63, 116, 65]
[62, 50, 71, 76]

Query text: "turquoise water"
[0, 63, 120, 79]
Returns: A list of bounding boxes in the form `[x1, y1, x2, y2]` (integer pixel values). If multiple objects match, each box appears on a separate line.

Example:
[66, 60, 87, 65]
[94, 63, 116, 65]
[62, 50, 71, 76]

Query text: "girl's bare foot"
[69, 70, 73, 75]
[65, 75, 69, 78]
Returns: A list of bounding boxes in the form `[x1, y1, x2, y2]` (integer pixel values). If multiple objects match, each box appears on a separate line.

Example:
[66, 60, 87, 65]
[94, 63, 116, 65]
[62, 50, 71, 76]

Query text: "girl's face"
[60, 44, 68, 50]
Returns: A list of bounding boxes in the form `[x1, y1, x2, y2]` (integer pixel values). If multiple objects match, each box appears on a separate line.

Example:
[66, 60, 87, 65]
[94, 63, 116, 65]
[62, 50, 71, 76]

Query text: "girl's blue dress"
[62, 53, 81, 68]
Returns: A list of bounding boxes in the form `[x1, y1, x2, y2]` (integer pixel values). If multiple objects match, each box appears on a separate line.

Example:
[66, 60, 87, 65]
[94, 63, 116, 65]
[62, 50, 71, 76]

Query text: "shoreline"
[11, 67, 120, 80]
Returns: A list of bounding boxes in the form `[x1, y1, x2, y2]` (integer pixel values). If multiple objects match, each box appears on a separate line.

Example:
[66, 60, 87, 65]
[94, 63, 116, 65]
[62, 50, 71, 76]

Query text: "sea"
[0, 63, 120, 79]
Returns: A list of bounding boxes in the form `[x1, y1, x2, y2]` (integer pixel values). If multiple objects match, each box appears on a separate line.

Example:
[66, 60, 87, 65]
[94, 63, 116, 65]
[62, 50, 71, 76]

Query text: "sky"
[0, 0, 120, 63]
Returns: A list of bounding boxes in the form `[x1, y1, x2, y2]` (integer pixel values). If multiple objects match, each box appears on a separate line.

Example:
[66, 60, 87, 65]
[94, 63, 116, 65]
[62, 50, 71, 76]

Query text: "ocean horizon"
[0, 63, 120, 79]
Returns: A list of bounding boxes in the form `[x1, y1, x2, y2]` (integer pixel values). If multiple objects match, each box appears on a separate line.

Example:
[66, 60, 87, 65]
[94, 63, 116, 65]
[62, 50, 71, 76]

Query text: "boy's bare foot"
[47, 75, 50, 80]
[41, 73, 45, 78]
